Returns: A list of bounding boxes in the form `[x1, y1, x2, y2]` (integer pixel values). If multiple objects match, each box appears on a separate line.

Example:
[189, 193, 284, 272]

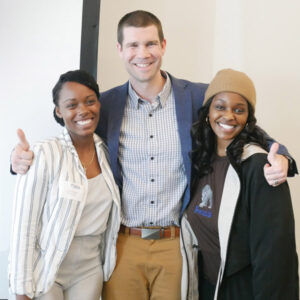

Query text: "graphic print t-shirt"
[187, 154, 230, 284]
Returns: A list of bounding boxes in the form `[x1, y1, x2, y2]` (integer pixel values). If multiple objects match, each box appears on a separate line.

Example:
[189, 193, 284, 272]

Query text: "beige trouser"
[35, 236, 103, 300]
[102, 231, 182, 300]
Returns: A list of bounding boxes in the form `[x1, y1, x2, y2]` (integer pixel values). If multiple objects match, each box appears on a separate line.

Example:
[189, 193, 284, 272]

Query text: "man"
[12, 10, 296, 300]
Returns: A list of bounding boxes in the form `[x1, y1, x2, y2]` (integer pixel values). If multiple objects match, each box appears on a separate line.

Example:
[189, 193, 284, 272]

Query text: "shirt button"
[150, 135, 154, 138]
[150, 201, 155, 204]
[150, 157, 154, 160]
[151, 179, 155, 182]
[149, 113, 153, 117]
[150, 222, 153, 225]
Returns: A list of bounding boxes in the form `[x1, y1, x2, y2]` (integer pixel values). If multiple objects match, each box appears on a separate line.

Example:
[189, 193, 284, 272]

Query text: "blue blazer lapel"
[170, 75, 193, 186]
[107, 82, 128, 187]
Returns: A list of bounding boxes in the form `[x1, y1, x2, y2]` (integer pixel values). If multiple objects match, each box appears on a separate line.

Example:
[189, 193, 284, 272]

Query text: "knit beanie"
[203, 68, 256, 111]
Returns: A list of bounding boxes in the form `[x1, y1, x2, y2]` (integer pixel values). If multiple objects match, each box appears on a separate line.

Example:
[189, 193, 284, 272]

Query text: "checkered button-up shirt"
[119, 73, 188, 227]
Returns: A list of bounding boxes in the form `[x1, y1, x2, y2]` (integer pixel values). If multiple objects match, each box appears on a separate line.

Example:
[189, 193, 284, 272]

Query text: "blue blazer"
[96, 73, 208, 214]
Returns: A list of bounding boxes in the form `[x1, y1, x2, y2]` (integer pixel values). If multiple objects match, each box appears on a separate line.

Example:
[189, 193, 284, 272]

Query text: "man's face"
[117, 25, 166, 87]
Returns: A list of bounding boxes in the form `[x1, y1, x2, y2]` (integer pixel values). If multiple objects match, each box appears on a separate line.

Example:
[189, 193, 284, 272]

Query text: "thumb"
[267, 142, 279, 164]
[17, 128, 29, 151]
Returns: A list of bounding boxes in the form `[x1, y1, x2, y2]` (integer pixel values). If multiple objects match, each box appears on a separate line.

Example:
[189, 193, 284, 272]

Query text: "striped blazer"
[8, 128, 121, 298]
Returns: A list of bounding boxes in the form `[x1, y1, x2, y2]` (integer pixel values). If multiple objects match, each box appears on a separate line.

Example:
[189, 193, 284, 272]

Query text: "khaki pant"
[102, 231, 182, 300]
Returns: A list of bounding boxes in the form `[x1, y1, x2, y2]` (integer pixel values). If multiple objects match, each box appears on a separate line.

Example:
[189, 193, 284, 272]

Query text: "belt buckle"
[141, 228, 162, 240]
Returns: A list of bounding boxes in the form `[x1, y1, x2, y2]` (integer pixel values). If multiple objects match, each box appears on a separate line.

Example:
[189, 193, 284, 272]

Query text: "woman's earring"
[245, 123, 249, 129]
[206, 116, 209, 125]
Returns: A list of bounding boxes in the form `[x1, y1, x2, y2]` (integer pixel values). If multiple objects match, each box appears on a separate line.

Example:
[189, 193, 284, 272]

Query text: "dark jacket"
[180, 144, 299, 300]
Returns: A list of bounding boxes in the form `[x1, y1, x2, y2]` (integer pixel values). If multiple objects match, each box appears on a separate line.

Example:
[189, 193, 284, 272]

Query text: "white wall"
[98, 0, 300, 280]
[0, 0, 83, 297]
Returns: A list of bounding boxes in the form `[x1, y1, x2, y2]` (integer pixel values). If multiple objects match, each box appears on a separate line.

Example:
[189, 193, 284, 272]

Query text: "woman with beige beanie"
[180, 69, 298, 299]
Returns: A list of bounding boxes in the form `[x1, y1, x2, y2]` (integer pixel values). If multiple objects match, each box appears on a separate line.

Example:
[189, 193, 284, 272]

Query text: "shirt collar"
[128, 71, 172, 109]
[61, 127, 103, 155]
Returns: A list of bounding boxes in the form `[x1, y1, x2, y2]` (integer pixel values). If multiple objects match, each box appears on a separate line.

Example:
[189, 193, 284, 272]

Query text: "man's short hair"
[117, 10, 164, 45]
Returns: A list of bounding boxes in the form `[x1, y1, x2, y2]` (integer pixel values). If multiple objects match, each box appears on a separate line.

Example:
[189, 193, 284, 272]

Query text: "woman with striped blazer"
[9, 70, 121, 300]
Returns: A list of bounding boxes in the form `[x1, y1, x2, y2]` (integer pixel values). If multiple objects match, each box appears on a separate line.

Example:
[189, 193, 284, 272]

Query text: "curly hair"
[191, 98, 269, 179]
[52, 70, 100, 126]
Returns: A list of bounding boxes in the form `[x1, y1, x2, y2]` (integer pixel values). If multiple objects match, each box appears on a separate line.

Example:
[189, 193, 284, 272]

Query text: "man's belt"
[119, 224, 180, 240]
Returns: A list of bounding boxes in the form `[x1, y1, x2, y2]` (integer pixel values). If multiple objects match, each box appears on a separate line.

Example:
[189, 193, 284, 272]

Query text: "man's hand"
[11, 129, 33, 174]
[264, 142, 288, 186]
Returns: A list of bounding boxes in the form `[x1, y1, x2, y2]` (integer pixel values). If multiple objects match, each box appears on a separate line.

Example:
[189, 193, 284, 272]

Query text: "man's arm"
[11, 129, 33, 174]
[16, 295, 31, 300]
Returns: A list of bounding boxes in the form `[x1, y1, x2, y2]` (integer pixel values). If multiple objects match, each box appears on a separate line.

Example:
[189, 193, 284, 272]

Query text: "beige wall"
[242, 1, 300, 255]
[98, 0, 299, 270]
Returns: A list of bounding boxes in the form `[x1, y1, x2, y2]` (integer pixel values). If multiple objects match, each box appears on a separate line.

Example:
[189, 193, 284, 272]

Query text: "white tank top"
[75, 173, 113, 236]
